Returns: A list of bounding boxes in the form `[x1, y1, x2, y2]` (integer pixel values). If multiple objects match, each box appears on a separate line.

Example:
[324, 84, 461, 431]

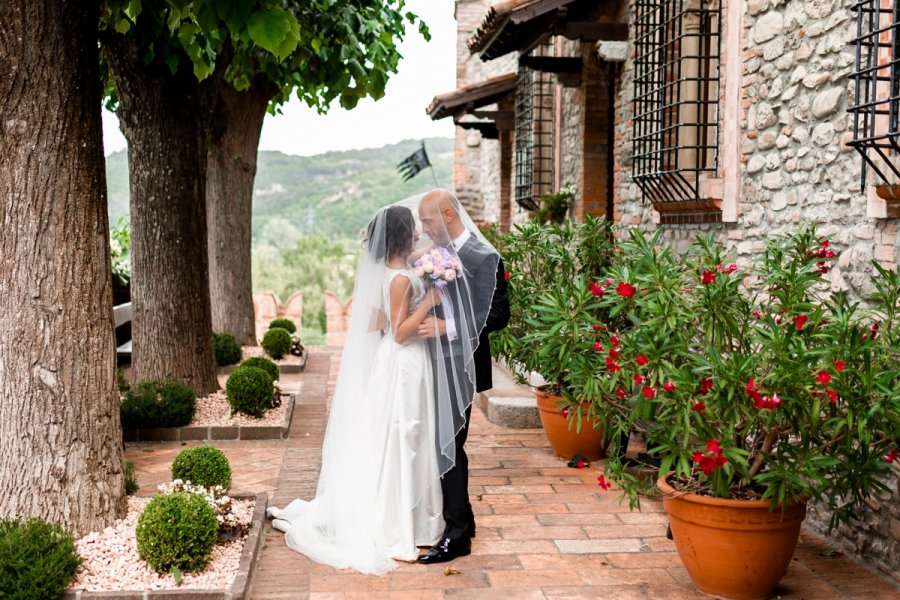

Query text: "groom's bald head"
[419, 188, 464, 245]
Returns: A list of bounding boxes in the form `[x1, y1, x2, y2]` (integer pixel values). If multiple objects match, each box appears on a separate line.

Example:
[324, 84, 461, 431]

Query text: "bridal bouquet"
[413, 246, 463, 288]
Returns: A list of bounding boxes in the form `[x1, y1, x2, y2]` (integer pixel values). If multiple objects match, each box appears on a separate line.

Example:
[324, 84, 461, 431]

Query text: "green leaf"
[115, 18, 131, 34]
[124, 0, 141, 20]
[247, 7, 294, 57]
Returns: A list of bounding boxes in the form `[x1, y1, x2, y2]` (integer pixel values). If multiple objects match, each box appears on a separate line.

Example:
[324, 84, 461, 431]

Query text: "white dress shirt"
[441, 229, 471, 342]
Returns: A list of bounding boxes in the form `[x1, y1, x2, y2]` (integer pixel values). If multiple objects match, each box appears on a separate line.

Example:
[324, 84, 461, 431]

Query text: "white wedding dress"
[267, 268, 444, 575]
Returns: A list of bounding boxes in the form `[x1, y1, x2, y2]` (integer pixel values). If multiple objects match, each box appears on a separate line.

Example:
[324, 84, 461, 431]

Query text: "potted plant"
[581, 227, 900, 600]
[490, 215, 619, 460]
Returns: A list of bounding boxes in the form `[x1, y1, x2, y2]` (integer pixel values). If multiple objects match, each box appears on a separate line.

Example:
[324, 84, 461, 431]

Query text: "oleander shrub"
[120, 380, 196, 428]
[226, 366, 275, 417]
[0, 518, 82, 599]
[171, 445, 232, 491]
[213, 332, 242, 367]
[239, 356, 279, 383]
[261, 327, 291, 359]
[136, 492, 217, 574]
[268, 318, 297, 334]
[125, 460, 139, 495]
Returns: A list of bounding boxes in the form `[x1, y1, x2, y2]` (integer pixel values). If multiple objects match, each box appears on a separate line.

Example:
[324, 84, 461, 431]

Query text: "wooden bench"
[114, 302, 132, 363]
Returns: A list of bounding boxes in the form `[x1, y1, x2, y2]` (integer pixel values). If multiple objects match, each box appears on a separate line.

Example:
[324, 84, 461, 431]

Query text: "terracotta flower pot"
[658, 477, 807, 600]
[534, 388, 608, 461]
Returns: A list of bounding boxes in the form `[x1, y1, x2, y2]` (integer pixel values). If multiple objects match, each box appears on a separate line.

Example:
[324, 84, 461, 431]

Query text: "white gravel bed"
[241, 345, 305, 366]
[191, 390, 291, 427]
[71, 496, 255, 591]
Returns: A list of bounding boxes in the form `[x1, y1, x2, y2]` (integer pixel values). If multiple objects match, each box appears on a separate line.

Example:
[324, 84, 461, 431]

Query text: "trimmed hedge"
[136, 492, 217, 574]
[268, 318, 297, 334]
[213, 332, 242, 367]
[171, 445, 232, 491]
[226, 366, 275, 417]
[261, 327, 291, 359]
[0, 518, 82, 600]
[120, 379, 196, 428]
[239, 356, 279, 383]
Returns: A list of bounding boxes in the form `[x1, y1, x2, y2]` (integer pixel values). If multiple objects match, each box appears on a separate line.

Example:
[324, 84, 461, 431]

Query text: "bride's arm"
[390, 276, 441, 344]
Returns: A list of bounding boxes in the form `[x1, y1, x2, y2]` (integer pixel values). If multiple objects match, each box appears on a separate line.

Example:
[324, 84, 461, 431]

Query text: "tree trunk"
[104, 37, 230, 396]
[207, 81, 275, 346]
[0, 1, 125, 534]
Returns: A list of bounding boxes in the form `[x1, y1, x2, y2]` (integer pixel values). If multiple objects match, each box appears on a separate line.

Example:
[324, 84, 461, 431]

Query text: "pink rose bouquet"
[413, 246, 462, 289]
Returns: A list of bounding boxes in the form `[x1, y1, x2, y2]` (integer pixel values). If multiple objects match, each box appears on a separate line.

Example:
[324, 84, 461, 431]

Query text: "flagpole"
[423, 140, 439, 188]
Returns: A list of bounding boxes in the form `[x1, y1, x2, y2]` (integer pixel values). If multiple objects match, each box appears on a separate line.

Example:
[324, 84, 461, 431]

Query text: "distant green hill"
[105, 137, 455, 239]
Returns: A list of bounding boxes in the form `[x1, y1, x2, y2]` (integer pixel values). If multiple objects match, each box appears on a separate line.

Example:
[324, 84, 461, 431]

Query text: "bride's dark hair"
[366, 205, 415, 261]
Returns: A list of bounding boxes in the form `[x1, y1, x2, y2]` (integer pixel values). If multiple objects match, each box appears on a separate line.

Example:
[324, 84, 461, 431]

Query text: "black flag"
[397, 143, 431, 181]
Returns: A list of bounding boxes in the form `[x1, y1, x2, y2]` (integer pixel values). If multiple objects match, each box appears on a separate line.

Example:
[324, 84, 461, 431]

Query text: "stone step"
[475, 361, 541, 429]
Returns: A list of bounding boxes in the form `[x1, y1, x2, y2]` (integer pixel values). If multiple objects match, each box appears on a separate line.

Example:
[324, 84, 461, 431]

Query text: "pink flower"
[692, 401, 706, 413]
[597, 475, 611, 490]
[560, 408, 570, 417]
[816, 370, 832, 386]
[885, 448, 899, 463]
[753, 310, 764, 320]
[663, 381, 676, 392]
[589, 281, 604, 298]
[834, 360, 845, 372]
[636, 355, 649, 366]
[642, 386, 656, 399]
[576, 460, 588, 469]
[616, 281, 637, 299]
[701, 271, 716, 285]
[724, 263, 737, 273]
[793, 314, 808, 330]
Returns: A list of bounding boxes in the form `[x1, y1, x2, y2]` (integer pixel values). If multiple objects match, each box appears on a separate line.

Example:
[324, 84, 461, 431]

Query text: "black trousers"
[441, 403, 474, 540]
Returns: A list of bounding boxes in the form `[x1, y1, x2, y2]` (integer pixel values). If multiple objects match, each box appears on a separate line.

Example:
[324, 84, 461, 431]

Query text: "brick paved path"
[127, 347, 900, 599]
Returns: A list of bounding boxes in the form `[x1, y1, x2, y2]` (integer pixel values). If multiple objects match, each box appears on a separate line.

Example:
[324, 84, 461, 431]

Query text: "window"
[514, 45, 555, 212]
[632, 0, 721, 217]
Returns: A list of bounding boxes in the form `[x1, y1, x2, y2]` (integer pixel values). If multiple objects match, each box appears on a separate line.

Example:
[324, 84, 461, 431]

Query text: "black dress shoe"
[417, 536, 472, 564]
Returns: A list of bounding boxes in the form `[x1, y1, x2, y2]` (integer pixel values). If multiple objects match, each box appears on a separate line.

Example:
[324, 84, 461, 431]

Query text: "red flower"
[745, 378, 757, 394]
[608, 347, 620, 359]
[616, 387, 626, 399]
[605, 278, 614, 287]
[633, 373, 644, 385]
[610, 335, 620, 347]
[560, 408, 570, 417]
[593, 324, 602, 331]
[870, 322, 879, 340]
[754, 392, 782, 410]
[597, 475, 611, 490]
[692, 401, 706, 413]
[693, 440, 728, 476]
[589, 281, 604, 298]
[816, 370, 832, 386]
[885, 448, 899, 463]
[724, 263, 737, 273]
[706, 439, 722, 454]
[504, 271, 511, 281]
[826, 389, 838, 403]
[606, 358, 621, 374]
[594, 342, 604, 352]
[698, 377, 713, 395]
[642, 386, 656, 399]
[616, 281, 637, 299]
[834, 360, 845, 372]
[753, 310, 764, 320]
[701, 271, 716, 285]
[636, 355, 649, 366]
[820, 240, 830, 248]
[663, 381, 676, 392]
[576, 460, 588, 469]
[793, 314, 808, 330]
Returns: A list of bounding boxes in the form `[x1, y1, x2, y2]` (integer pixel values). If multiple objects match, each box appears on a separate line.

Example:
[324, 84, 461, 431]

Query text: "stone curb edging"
[62, 492, 269, 600]
[123, 394, 296, 443]
[218, 348, 309, 376]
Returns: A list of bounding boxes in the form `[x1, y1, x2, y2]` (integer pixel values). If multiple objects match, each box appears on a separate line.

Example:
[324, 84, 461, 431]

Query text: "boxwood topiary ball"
[239, 356, 279, 383]
[261, 327, 291, 359]
[226, 366, 275, 418]
[268, 317, 297, 334]
[120, 379, 196, 428]
[135, 492, 217, 574]
[0, 518, 82, 600]
[213, 332, 242, 367]
[171, 445, 232, 491]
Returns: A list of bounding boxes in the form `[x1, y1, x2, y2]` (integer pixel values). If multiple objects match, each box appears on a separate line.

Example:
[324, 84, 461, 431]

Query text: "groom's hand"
[417, 316, 446, 338]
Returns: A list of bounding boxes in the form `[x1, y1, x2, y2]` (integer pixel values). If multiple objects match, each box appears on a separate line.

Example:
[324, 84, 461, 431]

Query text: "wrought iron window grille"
[514, 43, 555, 212]
[632, 0, 721, 208]
[849, 0, 900, 193]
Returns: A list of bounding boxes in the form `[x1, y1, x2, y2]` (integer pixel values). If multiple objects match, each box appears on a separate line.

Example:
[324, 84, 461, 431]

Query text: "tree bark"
[0, 1, 125, 533]
[104, 36, 230, 396]
[207, 80, 276, 346]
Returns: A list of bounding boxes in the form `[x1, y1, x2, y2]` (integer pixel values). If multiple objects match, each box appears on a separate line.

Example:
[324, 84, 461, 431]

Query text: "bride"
[267, 194, 496, 575]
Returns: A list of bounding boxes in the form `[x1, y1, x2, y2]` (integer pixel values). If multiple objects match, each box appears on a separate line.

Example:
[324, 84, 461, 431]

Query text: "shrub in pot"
[171, 445, 232, 491]
[136, 492, 217, 574]
[213, 332, 242, 366]
[120, 379, 196, 428]
[0, 518, 82, 599]
[226, 366, 276, 417]
[268, 317, 296, 334]
[261, 327, 291, 359]
[584, 227, 900, 599]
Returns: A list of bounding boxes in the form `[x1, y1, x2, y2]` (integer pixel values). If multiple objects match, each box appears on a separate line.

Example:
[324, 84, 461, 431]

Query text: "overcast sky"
[101, 0, 457, 156]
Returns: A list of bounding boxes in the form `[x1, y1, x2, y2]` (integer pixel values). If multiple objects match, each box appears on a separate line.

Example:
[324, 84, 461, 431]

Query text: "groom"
[415, 189, 509, 564]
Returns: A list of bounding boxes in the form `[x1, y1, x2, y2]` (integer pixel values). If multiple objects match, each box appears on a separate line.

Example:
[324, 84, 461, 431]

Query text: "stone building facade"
[433, 0, 899, 579]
